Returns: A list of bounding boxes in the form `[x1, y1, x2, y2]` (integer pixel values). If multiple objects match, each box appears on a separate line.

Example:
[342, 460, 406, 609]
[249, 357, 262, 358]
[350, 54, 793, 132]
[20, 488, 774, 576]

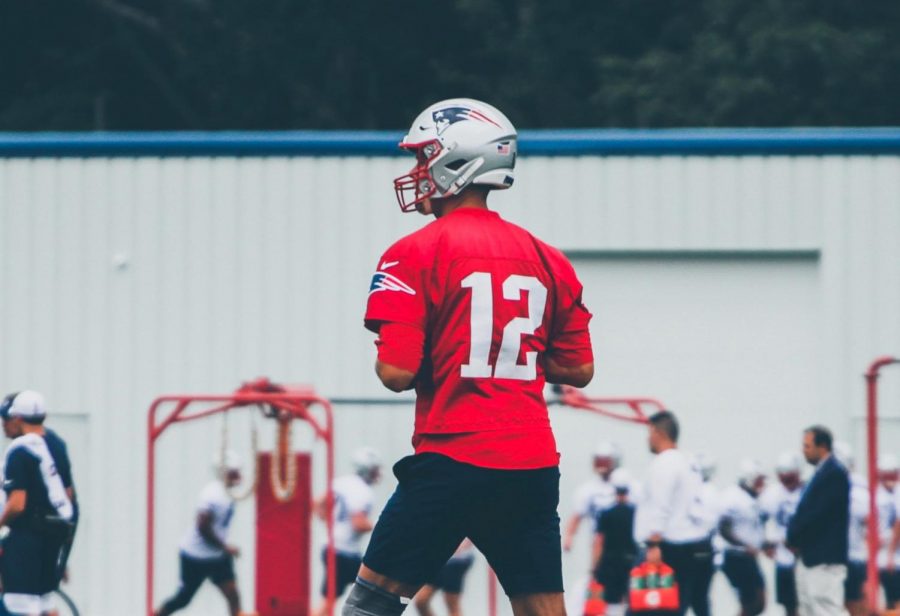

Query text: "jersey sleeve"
[572, 483, 593, 517]
[364, 239, 428, 334]
[340, 482, 373, 516]
[546, 250, 593, 367]
[3, 448, 32, 493]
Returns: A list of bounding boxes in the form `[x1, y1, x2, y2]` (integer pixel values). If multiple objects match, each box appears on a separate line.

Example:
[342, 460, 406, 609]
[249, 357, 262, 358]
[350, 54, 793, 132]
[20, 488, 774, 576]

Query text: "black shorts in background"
[845, 561, 866, 602]
[320, 550, 363, 598]
[722, 550, 765, 607]
[595, 556, 634, 604]
[775, 565, 797, 611]
[880, 569, 900, 606]
[428, 556, 474, 594]
[363, 453, 562, 597]
[1, 529, 65, 596]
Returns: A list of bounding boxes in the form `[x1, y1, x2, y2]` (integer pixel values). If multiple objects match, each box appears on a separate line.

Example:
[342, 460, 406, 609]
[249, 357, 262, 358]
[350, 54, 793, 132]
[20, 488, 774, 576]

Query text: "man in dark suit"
[786, 425, 850, 616]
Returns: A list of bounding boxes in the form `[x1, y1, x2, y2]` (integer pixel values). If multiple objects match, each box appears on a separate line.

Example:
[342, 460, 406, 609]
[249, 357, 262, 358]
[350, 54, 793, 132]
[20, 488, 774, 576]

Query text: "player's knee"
[342, 579, 408, 616]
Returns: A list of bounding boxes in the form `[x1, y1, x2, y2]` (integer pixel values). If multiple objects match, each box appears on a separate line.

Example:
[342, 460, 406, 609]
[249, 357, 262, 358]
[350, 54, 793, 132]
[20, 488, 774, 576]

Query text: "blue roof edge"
[2, 128, 900, 157]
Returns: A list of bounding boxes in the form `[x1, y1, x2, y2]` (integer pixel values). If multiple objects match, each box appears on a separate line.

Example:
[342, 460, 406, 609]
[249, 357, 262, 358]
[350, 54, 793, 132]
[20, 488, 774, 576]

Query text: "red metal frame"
[865, 356, 900, 614]
[146, 378, 337, 616]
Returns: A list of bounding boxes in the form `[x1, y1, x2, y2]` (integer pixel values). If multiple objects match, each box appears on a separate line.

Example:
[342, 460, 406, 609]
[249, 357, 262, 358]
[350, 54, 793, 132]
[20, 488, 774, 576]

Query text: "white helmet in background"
[610, 468, 632, 492]
[694, 451, 717, 482]
[394, 98, 517, 212]
[593, 440, 622, 464]
[776, 451, 803, 475]
[738, 458, 766, 490]
[353, 447, 382, 484]
[212, 449, 242, 477]
[833, 441, 854, 470]
[878, 453, 900, 474]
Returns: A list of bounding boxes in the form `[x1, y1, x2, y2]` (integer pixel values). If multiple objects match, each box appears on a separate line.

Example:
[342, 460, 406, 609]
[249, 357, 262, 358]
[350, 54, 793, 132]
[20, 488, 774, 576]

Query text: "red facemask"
[394, 140, 443, 212]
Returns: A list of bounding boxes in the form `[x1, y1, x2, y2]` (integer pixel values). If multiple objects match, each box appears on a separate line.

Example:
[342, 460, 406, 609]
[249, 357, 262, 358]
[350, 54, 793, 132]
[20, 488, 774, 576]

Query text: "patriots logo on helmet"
[432, 107, 501, 135]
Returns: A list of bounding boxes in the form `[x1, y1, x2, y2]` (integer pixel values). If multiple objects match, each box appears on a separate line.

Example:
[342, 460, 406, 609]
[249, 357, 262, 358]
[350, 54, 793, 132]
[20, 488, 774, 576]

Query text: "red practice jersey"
[365, 208, 593, 469]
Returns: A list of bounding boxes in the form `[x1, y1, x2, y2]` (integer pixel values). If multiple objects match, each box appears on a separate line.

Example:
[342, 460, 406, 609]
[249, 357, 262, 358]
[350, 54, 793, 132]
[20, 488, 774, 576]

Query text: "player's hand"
[762, 545, 776, 559]
[227, 545, 241, 558]
[645, 545, 662, 565]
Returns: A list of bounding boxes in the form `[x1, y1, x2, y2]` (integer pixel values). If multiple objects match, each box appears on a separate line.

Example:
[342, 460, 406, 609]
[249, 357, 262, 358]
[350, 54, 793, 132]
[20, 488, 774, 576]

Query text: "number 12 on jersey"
[460, 272, 548, 381]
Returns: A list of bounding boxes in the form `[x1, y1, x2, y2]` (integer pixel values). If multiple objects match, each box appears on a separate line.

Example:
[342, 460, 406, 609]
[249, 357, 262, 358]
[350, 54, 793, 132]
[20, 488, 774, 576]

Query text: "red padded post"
[256, 453, 312, 616]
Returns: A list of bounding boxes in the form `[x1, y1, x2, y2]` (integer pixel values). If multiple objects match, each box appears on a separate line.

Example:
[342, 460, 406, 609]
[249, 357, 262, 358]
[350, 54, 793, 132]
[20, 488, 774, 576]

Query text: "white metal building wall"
[0, 151, 899, 614]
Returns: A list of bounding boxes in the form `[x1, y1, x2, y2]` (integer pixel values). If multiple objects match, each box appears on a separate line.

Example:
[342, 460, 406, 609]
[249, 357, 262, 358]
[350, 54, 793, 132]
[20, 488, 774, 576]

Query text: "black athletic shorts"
[363, 453, 562, 597]
[0, 528, 65, 595]
[595, 556, 634, 604]
[179, 552, 235, 586]
[775, 565, 797, 611]
[881, 569, 900, 606]
[428, 556, 474, 594]
[320, 550, 363, 598]
[845, 561, 866, 602]
[722, 550, 764, 607]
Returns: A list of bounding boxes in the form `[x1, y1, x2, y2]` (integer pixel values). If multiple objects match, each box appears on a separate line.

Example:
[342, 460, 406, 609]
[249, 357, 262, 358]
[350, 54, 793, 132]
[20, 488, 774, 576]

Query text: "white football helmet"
[212, 449, 242, 477]
[775, 451, 803, 475]
[879, 453, 899, 474]
[693, 451, 717, 482]
[353, 446, 382, 484]
[738, 458, 766, 488]
[394, 98, 517, 212]
[833, 441, 854, 470]
[593, 440, 622, 466]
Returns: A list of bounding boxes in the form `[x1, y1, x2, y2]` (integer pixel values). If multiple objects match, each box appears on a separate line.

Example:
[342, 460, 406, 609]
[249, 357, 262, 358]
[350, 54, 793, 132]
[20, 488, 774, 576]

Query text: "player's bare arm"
[351, 511, 374, 534]
[375, 360, 417, 393]
[562, 514, 582, 552]
[0, 490, 26, 528]
[197, 511, 238, 557]
[544, 357, 593, 388]
[591, 532, 604, 572]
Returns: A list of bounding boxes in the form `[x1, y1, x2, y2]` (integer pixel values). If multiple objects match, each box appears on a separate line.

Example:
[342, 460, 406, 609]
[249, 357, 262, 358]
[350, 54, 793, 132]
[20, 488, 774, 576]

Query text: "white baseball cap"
[0, 390, 47, 420]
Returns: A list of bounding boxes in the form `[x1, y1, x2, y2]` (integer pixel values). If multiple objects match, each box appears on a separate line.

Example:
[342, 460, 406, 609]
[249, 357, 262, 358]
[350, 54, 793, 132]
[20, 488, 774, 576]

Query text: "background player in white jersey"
[563, 441, 620, 554]
[311, 447, 381, 616]
[759, 452, 804, 616]
[834, 442, 869, 616]
[719, 458, 767, 616]
[154, 451, 243, 616]
[877, 454, 900, 610]
[413, 539, 475, 616]
[690, 451, 720, 616]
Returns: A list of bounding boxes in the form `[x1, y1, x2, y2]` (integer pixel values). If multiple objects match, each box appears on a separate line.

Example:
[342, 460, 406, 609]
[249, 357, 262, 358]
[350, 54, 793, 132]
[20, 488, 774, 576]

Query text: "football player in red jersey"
[342, 99, 594, 616]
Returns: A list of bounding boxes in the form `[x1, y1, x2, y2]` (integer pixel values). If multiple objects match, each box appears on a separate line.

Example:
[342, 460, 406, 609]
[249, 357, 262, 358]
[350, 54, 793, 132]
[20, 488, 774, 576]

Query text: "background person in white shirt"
[635, 410, 712, 616]
[688, 451, 720, 616]
[154, 450, 243, 616]
[759, 451, 804, 616]
[563, 440, 620, 553]
[834, 442, 869, 616]
[719, 458, 767, 616]
[876, 454, 900, 610]
[311, 447, 381, 616]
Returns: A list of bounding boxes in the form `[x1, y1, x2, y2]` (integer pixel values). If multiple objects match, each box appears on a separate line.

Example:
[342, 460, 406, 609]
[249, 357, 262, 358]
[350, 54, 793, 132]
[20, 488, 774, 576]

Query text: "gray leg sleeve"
[342, 578, 409, 616]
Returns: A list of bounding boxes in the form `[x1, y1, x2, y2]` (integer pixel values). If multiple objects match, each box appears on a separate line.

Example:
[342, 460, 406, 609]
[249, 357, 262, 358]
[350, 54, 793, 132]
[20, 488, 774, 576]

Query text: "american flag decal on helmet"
[497, 141, 511, 154]
[432, 107, 501, 134]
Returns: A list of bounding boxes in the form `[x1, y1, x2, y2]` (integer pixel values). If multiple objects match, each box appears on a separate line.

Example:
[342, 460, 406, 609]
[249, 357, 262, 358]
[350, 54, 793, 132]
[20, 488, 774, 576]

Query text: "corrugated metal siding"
[1, 152, 899, 615]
